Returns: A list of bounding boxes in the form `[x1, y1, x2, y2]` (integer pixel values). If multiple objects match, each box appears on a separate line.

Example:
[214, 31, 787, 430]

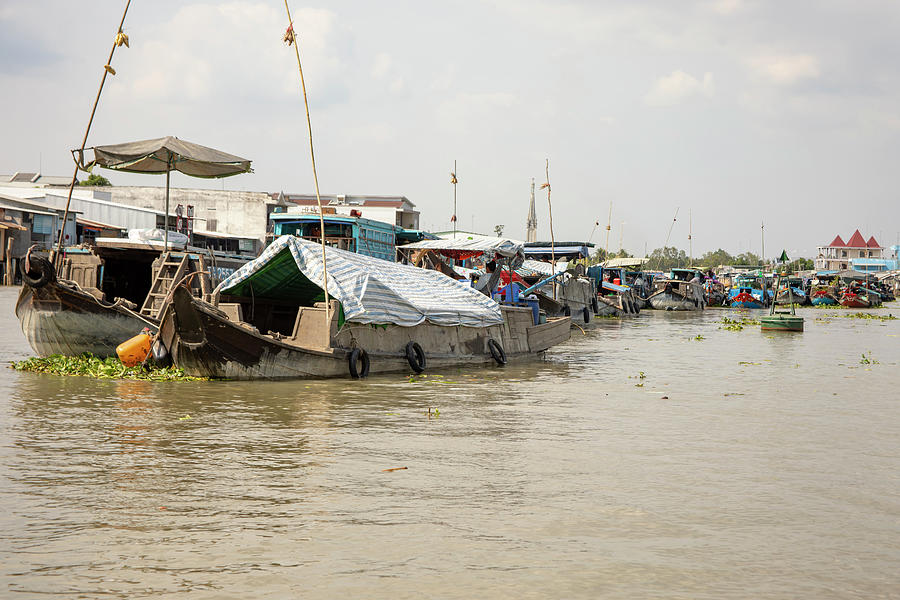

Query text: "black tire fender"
[563, 305, 571, 317]
[591, 297, 599, 314]
[582, 306, 590, 323]
[487, 338, 507, 366]
[348, 348, 370, 378]
[405, 341, 426, 374]
[20, 255, 55, 289]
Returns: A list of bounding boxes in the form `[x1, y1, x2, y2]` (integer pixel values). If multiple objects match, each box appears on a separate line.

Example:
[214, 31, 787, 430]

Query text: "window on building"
[32, 214, 52, 235]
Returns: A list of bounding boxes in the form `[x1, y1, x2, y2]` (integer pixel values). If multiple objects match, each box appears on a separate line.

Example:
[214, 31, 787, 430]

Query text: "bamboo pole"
[540, 159, 556, 300]
[654, 207, 679, 271]
[283, 1, 331, 345]
[604, 201, 612, 262]
[53, 0, 132, 271]
[452, 160, 458, 238]
[5, 236, 12, 286]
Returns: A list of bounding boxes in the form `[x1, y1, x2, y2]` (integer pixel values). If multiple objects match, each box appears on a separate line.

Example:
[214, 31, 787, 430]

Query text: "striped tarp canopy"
[399, 236, 524, 261]
[215, 236, 503, 327]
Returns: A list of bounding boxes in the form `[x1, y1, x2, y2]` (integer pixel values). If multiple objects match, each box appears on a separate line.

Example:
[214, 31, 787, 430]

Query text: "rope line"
[53, 0, 132, 271]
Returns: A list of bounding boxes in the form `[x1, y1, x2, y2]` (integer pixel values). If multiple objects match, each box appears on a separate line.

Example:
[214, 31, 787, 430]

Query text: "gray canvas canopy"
[76, 136, 252, 247]
[79, 136, 251, 178]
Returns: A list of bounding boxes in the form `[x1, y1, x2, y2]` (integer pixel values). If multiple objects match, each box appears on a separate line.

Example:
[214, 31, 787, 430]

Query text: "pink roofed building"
[815, 229, 884, 271]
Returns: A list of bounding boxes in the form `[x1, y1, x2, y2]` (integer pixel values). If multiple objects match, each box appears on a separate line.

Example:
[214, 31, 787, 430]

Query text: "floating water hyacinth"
[10, 354, 208, 382]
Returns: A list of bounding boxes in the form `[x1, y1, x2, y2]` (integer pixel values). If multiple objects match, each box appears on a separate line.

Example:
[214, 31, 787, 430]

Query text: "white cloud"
[644, 70, 715, 107]
[748, 53, 820, 85]
[371, 52, 392, 80]
[108, 3, 345, 105]
[710, 0, 744, 15]
[436, 91, 518, 130]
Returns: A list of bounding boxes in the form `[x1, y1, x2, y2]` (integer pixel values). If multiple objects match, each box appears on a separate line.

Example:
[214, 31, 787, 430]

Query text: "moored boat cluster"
[14, 231, 896, 381]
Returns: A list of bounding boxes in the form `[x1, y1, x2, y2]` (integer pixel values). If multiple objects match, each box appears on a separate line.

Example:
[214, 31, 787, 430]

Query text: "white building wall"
[86, 186, 273, 243]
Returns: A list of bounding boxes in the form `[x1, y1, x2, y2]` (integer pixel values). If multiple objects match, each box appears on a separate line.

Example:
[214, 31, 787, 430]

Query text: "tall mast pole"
[540, 159, 556, 300]
[284, 0, 331, 344]
[53, 0, 132, 270]
[451, 160, 458, 238]
[604, 201, 612, 263]
[688, 209, 693, 267]
[761, 221, 765, 269]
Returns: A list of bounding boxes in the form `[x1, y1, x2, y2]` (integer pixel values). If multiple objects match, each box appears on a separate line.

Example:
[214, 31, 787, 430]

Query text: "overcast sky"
[2, 0, 899, 257]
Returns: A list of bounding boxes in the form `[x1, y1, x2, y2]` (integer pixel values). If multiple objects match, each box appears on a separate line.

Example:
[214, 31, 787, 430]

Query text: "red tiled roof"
[828, 235, 846, 247]
[845, 229, 867, 248]
[866, 235, 880, 248]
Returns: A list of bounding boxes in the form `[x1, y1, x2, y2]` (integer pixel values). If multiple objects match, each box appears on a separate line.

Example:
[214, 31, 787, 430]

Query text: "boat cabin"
[269, 213, 397, 262]
[670, 268, 705, 282]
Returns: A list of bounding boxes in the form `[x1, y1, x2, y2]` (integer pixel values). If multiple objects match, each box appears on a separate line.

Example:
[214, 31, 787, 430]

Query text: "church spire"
[526, 178, 537, 243]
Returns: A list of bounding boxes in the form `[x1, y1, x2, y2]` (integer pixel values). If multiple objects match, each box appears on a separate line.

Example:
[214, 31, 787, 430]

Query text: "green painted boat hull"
[760, 314, 804, 332]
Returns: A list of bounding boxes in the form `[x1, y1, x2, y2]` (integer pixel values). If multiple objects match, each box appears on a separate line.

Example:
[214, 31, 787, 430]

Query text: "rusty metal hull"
[15, 282, 152, 358]
[160, 287, 571, 380]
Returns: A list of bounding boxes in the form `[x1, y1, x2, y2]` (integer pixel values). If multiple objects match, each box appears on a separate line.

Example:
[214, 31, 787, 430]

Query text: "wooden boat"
[703, 280, 727, 306]
[809, 272, 840, 305]
[647, 269, 705, 311]
[595, 280, 640, 317]
[839, 287, 881, 308]
[839, 291, 870, 308]
[727, 274, 767, 309]
[775, 277, 808, 305]
[157, 236, 571, 380]
[810, 288, 838, 306]
[583, 265, 641, 317]
[761, 312, 804, 331]
[16, 239, 249, 357]
[761, 273, 804, 332]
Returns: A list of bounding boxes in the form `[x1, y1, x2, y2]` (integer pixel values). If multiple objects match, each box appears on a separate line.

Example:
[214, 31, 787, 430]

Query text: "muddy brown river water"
[1, 285, 898, 598]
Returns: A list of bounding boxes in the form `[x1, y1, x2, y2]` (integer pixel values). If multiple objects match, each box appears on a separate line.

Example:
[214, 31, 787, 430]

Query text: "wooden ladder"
[140, 252, 189, 319]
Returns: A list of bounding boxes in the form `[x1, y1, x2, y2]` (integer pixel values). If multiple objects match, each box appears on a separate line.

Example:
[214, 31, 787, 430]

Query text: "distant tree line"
[585, 245, 815, 272]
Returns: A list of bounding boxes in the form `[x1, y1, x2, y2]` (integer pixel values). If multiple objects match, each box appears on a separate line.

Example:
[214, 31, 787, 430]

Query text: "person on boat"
[634, 273, 646, 296]
[475, 260, 501, 296]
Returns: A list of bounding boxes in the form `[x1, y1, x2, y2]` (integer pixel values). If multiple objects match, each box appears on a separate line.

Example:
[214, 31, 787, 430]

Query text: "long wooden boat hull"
[595, 291, 639, 317]
[760, 314, 804, 332]
[810, 293, 837, 306]
[704, 291, 726, 307]
[159, 287, 571, 380]
[839, 294, 870, 309]
[648, 291, 703, 311]
[728, 291, 764, 309]
[15, 281, 152, 358]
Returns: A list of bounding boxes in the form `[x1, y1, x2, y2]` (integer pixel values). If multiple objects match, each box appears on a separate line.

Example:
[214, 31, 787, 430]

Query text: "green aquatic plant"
[692, 334, 705, 341]
[718, 316, 760, 331]
[840, 313, 896, 321]
[859, 352, 879, 365]
[10, 354, 207, 381]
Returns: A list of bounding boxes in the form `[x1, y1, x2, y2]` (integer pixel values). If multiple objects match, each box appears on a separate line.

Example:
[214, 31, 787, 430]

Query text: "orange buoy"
[116, 329, 153, 367]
